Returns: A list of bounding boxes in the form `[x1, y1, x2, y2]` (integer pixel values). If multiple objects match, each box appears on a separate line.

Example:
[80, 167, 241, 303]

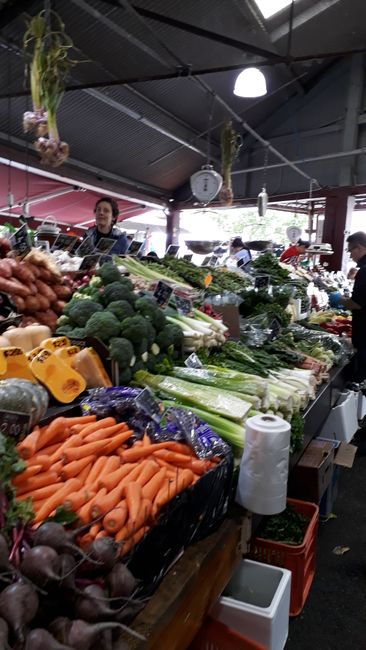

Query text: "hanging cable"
[206, 91, 216, 165]
[6, 39, 14, 215]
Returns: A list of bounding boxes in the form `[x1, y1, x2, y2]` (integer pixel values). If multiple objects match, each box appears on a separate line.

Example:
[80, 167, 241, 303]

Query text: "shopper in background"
[85, 197, 128, 254]
[229, 237, 252, 268]
[280, 238, 310, 264]
[339, 232, 366, 382]
[347, 267, 358, 281]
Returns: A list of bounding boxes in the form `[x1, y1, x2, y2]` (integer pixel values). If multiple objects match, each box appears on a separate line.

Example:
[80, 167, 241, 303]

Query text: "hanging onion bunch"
[219, 121, 242, 206]
[23, 10, 77, 167]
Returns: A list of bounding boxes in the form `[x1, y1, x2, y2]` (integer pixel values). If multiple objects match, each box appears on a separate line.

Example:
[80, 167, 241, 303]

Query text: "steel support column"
[165, 208, 180, 249]
[321, 191, 355, 271]
[339, 54, 364, 186]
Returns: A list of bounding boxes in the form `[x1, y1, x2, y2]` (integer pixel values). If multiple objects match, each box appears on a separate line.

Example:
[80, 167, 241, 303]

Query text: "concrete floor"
[285, 432, 366, 650]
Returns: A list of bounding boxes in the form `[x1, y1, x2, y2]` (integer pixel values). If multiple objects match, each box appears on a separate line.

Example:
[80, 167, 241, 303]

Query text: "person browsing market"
[280, 239, 310, 264]
[84, 197, 128, 255]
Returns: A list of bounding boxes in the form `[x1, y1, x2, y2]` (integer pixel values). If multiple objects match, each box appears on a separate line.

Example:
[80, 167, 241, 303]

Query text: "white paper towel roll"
[235, 413, 291, 515]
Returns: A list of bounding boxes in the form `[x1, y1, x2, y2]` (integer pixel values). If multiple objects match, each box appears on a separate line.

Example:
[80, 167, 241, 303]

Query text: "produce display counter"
[122, 518, 242, 650]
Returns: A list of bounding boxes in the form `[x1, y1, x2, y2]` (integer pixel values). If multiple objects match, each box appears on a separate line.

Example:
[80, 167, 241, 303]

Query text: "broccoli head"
[106, 300, 135, 321]
[55, 325, 74, 336]
[68, 327, 87, 339]
[146, 353, 173, 374]
[144, 320, 156, 347]
[96, 262, 123, 285]
[134, 338, 148, 362]
[85, 311, 121, 342]
[89, 275, 103, 288]
[103, 282, 135, 305]
[131, 359, 145, 374]
[57, 315, 71, 327]
[119, 276, 133, 291]
[118, 366, 132, 385]
[120, 315, 148, 344]
[109, 337, 135, 367]
[135, 295, 158, 316]
[66, 300, 103, 327]
[155, 323, 182, 351]
[151, 308, 167, 332]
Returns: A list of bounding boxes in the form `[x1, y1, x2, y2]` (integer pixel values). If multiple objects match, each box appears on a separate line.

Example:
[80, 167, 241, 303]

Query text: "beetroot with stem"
[89, 537, 123, 572]
[67, 619, 145, 649]
[75, 585, 132, 623]
[33, 522, 101, 564]
[106, 563, 137, 599]
[0, 617, 10, 649]
[25, 628, 73, 650]
[0, 533, 14, 574]
[20, 545, 61, 587]
[0, 582, 39, 643]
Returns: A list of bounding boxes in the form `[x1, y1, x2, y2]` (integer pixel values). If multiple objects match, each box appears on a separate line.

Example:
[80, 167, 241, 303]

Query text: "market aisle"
[285, 436, 366, 650]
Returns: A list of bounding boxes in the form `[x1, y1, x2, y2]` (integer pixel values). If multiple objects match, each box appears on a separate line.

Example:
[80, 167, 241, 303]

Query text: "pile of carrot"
[14, 414, 219, 557]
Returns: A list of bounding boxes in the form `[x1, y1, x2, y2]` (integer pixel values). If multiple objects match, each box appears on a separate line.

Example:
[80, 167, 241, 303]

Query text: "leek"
[172, 365, 269, 399]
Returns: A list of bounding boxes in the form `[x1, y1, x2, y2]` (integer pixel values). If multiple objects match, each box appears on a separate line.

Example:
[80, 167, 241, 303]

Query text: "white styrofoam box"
[358, 393, 366, 421]
[211, 559, 291, 650]
[321, 390, 359, 443]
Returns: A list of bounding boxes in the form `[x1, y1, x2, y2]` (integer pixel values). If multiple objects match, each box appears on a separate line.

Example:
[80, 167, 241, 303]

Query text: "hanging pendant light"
[257, 144, 269, 216]
[233, 68, 267, 98]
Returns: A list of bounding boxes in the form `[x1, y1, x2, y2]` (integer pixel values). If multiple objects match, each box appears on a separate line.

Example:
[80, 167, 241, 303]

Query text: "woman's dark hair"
[297, 239, 310, 248]
[231, 237, 246, 249]
[94, 197, 119, 224]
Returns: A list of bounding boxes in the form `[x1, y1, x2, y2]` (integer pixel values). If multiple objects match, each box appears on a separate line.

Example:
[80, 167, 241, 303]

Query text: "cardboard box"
[288, 440, 335, 503]
[316, 437, 357, 516]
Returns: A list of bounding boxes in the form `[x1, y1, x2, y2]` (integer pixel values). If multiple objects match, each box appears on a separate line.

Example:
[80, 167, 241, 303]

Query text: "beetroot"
[0, 617, 10, 649]
[33, 522, 100, 564]
[20, 545, 61, 586]
[25, 628, 73, 649]
[67, 619, 145, 650]
[89, 538, 121, 572]
[106, 563, 137, 599]
[0, 582, 39, 643]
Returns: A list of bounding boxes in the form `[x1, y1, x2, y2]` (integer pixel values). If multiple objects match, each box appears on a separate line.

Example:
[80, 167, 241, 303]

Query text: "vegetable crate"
[249, 498, 319, 617]
[189, 618, 266, 650]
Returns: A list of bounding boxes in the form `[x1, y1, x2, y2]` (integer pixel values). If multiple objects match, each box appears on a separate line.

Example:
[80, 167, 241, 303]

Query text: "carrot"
[103, 502, 128, 535]
[64, 415, 97, 427]
[60, 455, 96, 481]
[118, 526, 148, 556]
[190, 459, 210, 475]
[32, 498, 48, 512]
[124, 482, 142, 525]
[94, 456, 120, 486]
[104, 431, 134, 454]
[16, 471, 59, 496]
[89, 522, 101, 539]
[34, 478, 82, 524]
[77, 488, 107, 525]
[85, 456, 108, 486]
[29, 442, 61, 458]
[63, 489, 95, 512]
[17, 427, 41, 459]
[77, 462, 93, 484]
[153, 469, 194, 516]
[126, 497, 151, 538]
[78, 417, 116, 438]
[62, 439, 109, 464]
[135, 460, 158, 487]
[26, 455, 52, 471]
[162, 441, 193, 456]
[119, 446, 155, 463]
[142, 432, 151, 447]
[142, 467, 167, 502]
[84, 422, 128, 443]
[153, 449, 192, 466]
[90, 484, 124, 519]
[12, 464, 43, 486]
[95, 529, 108, 539]
[119, 463, 145, 493]
[37, 429, 70, 451]
[49, 433, 82, 463]
[98, 463, 137, 491]
[50, 460, 63, 477]
[78, 533, 94, 549]
[36, 417, 67, 448]
[16, 483, 60, 502]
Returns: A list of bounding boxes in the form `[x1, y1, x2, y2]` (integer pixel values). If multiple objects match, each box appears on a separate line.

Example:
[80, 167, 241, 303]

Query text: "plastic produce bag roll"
[236, 414, 291, 515]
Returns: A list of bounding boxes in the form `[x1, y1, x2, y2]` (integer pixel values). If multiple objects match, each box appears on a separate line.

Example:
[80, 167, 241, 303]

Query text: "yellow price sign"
[204, 272, 213, 288]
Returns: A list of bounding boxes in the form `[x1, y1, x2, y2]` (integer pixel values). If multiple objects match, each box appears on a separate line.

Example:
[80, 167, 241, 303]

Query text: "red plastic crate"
[189, 617, 266, 650]
[249, 498, 319, 617]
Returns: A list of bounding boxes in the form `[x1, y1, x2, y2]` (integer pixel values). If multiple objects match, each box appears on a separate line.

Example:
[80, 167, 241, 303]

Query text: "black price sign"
[153, 280, 173, 307]
[183, 254, 193, 262]
[94, 237, 115, 254]
[209, 255, 218, 267]
[52, 234, 78, 252]
[269, 317, 281, 340]
[0, 411, 30, 441]
[201, 256, 211, 267]
[165, 244, 180, 257]
[175, 292, 192, 315]
[127, 240, 144, 256]
[79, 254, 101, 271]
[0, 292, 17, 318]
[74, 237, 95, 257]
[11, 224, 32, 259]
[134, 388, 162, 423]
[184, 353, 203, 369]
[254, 274, 270, 289]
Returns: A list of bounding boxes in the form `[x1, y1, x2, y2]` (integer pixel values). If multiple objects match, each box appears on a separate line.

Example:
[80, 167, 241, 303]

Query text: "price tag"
[254, 274, 270, 290]
[0, 292, 17, 318]
[165, 244, 180, 257]
[134, 387, 162, 423]
[269, 317, 281, 340]
[11, 224, 32, 259]
[153, 280, 173, 307]
[204, 272, 213, 288]
[127, 240, 144, 256]
[0, 313, 22, 331]
[183, 254, 193, 262]
[51, 234, 78, 252]
[175, 292, 192, 315]
[94, 237, 115, 254]
[75, 237, 95, 257]
[79, 254, 101, 271]
[0, 410, 30, 441]
[201, 256, 211, 267]
[184, 353, 203, 369]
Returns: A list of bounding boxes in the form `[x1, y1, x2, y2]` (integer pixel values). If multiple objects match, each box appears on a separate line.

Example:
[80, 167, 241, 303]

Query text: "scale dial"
[190, 165, 223, 204]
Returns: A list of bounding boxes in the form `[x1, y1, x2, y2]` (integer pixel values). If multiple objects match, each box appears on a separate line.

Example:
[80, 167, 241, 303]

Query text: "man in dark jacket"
[84, 197, 128, 255]
[340, 231, 366, 381]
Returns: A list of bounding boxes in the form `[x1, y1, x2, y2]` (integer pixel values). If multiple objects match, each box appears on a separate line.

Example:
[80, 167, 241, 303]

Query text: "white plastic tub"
[211, 559, 291, 650]
[321, 390, 358, 442]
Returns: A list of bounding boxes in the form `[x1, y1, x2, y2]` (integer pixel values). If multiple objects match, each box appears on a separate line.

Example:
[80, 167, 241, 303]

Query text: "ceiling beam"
[270, 0, 342, 42]
[339, 54, 365, 186]
[0, 0, 34, 29]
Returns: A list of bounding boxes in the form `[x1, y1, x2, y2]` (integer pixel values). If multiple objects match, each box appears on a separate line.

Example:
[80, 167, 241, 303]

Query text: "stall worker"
[85, 197, 129, 254]
[280, 238, 310, 264]
[339, 232, 366, 382]
[230, 237, 252, 268]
